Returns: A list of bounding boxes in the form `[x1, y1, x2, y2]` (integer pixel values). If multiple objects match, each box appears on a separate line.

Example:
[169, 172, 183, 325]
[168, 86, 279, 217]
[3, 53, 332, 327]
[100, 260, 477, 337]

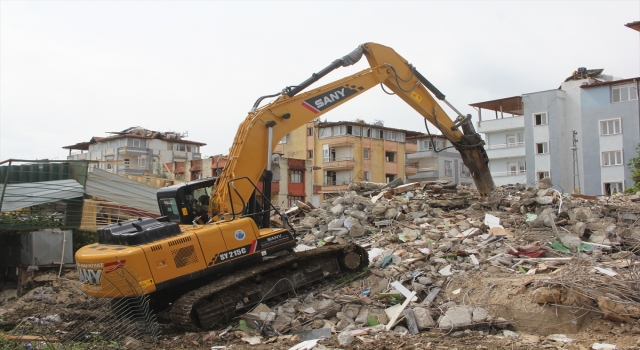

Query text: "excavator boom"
[212, 42, 494, 218]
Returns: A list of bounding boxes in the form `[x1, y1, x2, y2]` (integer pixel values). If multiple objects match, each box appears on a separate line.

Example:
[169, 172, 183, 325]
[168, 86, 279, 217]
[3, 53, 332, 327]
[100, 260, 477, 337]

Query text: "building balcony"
[405, 165, 418, 176]
[407, 170, 439, 181]
[485, 143, 526, 159]
[117, 168, 146, 175]
[173, 151, 187, 159]
[322, 157, 355, 170]
[490, 171, 527, 186]
[323, 178, 352, 186]
[405, 143, 417, 154]
[406, 150, 437, 160]
[476, 115, 524, 134]
[118, 146, 148, 155]
[320, 184, 349, 193]
[320, 135, 356, 147]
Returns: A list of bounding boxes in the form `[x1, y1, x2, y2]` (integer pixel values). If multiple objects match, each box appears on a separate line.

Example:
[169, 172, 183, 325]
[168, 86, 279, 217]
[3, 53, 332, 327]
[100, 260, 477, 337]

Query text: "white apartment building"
[471, 97, 526, 187]
[474, 71, 639, 195]
[63, 126, 206, 176]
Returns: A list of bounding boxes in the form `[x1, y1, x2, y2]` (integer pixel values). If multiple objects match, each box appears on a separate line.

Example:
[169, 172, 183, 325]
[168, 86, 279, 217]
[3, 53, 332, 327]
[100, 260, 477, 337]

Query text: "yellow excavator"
[75, 42, 495, 330]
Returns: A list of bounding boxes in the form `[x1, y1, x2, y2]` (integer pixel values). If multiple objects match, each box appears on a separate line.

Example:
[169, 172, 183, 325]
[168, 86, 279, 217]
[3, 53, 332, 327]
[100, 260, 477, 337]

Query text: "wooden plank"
[385, 291, 416, 331]
[571, 193, 599, 201]
[0, 334, 59, 342]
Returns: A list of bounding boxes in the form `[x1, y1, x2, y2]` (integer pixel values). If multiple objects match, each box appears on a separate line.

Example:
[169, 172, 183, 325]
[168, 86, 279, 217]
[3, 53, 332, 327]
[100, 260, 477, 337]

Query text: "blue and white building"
[473, 73, 639, 195]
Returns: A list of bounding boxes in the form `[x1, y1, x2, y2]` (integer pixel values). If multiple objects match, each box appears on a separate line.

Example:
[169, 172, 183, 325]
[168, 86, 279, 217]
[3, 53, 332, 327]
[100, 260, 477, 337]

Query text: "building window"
[460, 164, 471, 178]
[533, 112, 548, 126]
[384, 130, 395, 141]
[519, 161, 526, 174]
[333, 125, 346, 136]
[372, 129, 383, 139]
[536, 142, 549, 154]
[602, 150, 623, 166]
[191, 171, 201, 180]
[174, 144, 186, 152]
[537, 171, 550, 181]
[363, 127, 371, 137]
[324, 171, 337, 186]
[600, 119, 621, 135]
[364, 171, 371, 181]
[363, 148, 370, 159]
[418, 139, 433, 151]
[385, 151, 396, 162]
[322, 144, 335, 163]
[123, 158, 130, 169]
[612, 82, 638, 103]
[278, 134, 289, 144]
[604, 182, 624, 195]
[128, 139, 147, 148]
[288, 196, 304, 207]
[506, 134, 516, 147]
[319, 127, 331, 138]
[444, 160, 452, 177]
[290, 170, 302, 183]
[137, 156, 147, 167]
[307, 150, 313, 159]
[307, 127, 314, 136]
[348, 125, 361, 136]
[395, 133, 405, 142]
[385, 174, 395, 183]
[507, 162, 517, 175]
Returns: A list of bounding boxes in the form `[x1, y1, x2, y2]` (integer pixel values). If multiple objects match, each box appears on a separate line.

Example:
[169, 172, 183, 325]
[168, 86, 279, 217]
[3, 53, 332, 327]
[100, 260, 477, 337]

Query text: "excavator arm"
[211, 42, 494, 218]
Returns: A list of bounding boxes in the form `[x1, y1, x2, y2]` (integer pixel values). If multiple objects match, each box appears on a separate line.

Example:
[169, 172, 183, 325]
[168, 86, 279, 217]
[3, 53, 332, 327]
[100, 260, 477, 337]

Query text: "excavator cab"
[157, 177, 216, 224]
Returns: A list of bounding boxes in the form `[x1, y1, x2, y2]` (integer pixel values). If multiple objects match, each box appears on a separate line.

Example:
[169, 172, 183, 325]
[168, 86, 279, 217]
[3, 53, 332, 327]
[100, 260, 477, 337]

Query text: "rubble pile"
[245, 179, 640, 347]
[4, 180, 640, 348]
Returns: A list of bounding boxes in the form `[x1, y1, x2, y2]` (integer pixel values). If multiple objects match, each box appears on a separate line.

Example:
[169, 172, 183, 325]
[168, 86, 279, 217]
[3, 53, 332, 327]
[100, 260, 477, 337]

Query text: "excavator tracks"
[169, 243, 368, 330]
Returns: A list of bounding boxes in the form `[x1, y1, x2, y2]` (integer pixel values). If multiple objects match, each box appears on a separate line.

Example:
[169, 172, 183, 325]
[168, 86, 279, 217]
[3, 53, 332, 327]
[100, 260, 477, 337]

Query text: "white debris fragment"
[547, 334, 575, 343]
[390, 281, 418, 301]
[438, 265, 453, 276]
[470, 254, 479, 265]
[592, 343, 617, 350]
[484, 213, 503, 229]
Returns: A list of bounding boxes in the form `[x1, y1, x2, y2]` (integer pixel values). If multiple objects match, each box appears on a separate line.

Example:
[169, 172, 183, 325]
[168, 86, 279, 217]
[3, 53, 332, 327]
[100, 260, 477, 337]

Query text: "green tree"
[625, 144, 640, 194]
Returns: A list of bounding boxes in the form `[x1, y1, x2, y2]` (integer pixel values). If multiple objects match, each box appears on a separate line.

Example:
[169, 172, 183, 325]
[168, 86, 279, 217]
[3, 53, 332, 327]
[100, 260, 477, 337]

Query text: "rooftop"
[63, 126, 207, 150]
[469, 96, 523, 116]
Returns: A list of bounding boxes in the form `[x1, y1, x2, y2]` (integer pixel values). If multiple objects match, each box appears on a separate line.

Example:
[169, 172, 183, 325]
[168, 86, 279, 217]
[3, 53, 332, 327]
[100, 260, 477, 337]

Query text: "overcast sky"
[1, 1, 639, 161]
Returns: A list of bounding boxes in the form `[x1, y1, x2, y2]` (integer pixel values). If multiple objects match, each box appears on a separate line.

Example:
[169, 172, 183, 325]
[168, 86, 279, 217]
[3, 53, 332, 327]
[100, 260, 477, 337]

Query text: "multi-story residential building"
[579, 78, 639, 195]
[405, 134, 474, 188]
[275, 120, 421, 206]
[474, 72, 639, 195]
[63, 127, 206, 176]
[471, 96, 526, 187]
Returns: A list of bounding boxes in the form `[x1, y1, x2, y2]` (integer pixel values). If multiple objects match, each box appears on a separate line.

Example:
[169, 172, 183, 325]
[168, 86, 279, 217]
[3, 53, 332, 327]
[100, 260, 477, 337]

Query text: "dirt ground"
[2, 268, 638, 350]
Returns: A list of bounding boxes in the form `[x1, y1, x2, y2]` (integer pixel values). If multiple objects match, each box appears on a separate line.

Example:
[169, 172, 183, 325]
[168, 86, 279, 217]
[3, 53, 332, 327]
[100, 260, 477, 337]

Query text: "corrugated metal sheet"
[86, 169, 160, 215]
[0, 179, 84, 212]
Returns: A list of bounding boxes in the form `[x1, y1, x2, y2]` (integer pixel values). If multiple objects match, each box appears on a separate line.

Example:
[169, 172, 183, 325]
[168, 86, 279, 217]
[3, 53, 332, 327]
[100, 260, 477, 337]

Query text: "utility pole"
[572, 130, 581, 194]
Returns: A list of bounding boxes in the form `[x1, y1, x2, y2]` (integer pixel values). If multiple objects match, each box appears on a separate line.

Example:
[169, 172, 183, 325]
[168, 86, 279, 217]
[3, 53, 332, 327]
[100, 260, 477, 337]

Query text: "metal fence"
[0, 159, 90, 231]
[4, 266, 158, 348]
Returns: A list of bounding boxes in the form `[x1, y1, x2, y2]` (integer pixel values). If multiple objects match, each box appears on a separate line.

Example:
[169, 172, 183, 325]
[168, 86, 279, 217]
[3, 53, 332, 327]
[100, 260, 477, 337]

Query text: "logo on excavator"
[77, 260, 126, 285]
[302, 85, 361, 113]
